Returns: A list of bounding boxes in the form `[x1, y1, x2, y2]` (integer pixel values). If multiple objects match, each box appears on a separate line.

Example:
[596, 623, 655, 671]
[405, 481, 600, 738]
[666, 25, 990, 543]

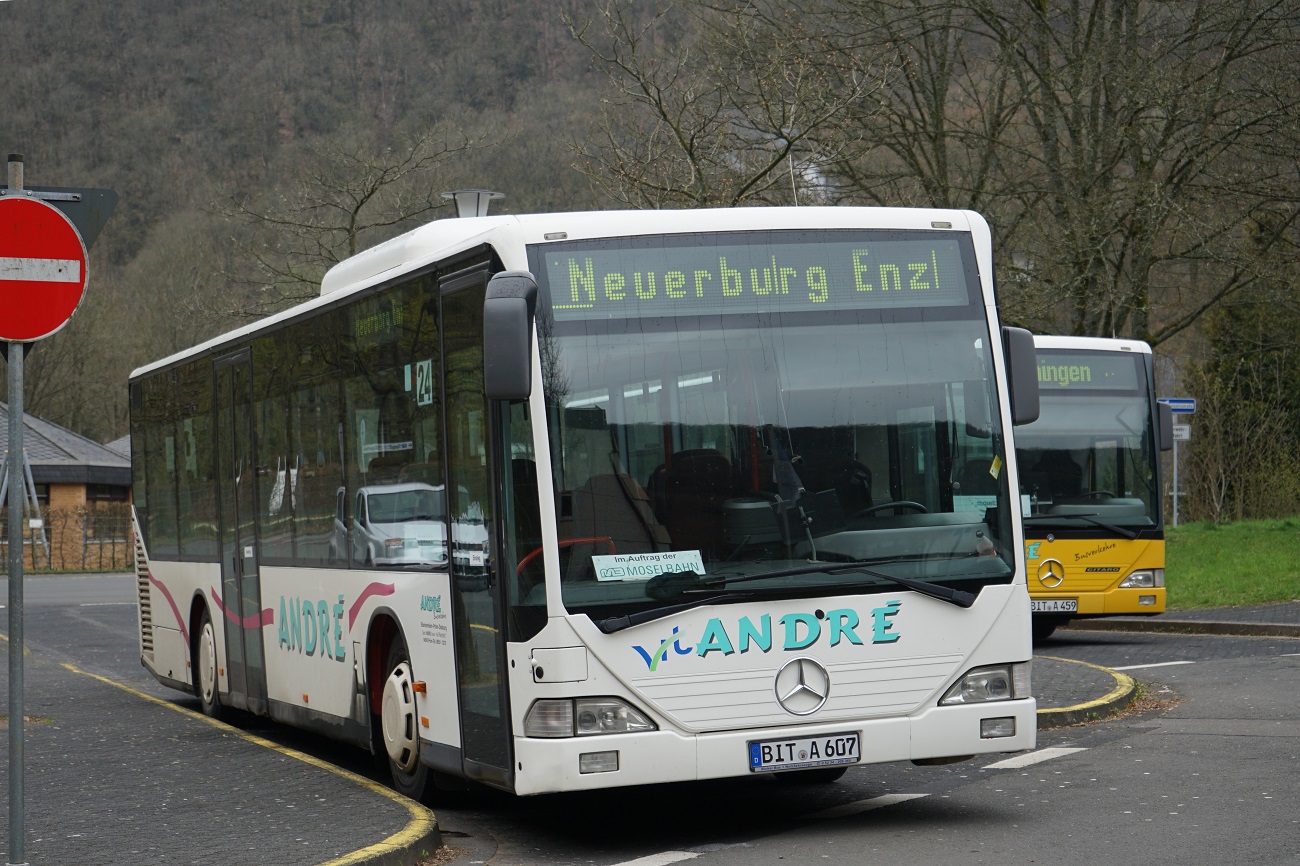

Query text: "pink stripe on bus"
[209, 586, 275, 629]
[348, 582, 396, 629]
[149, 571, 190, 645]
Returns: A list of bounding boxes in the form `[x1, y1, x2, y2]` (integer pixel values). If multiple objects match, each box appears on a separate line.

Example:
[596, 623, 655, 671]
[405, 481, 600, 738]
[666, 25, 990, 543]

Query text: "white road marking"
[813, 792, 928, 820]
[610, 853, 699, 866]
[79, 602, 136, 607]
[983, 747, 1088, 769]
[1111, 660, 1196, 671]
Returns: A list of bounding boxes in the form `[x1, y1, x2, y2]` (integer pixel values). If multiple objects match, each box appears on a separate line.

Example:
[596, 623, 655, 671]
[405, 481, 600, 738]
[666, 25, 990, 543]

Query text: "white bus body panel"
[142, 557, 464, 750]
[507, 583, 1034, 796]
[139, 558, 225, 695]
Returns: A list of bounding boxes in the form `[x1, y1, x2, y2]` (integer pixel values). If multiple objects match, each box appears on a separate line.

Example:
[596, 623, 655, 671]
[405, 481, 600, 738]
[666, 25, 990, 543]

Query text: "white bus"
[129, 206, 1041, 799]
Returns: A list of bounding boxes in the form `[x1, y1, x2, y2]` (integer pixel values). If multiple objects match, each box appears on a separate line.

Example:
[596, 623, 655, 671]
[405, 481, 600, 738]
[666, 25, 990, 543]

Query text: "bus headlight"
[1120, 569, 1164, 589]
[940, 663, 1032, 705]
[524, 698, 657, 738]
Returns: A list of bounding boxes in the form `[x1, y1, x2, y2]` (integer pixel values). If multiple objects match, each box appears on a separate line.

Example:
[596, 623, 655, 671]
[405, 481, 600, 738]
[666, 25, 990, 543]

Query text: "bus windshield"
[1015, 349, 1159, 528]
[528, 229, 1017, 620]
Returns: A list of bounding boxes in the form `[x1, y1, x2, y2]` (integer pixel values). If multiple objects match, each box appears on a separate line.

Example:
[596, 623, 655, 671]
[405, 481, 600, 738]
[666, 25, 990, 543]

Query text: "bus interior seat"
[569, 473, 669, 579]
[365, 452, 408, 484]
[662, 449, 733, 561]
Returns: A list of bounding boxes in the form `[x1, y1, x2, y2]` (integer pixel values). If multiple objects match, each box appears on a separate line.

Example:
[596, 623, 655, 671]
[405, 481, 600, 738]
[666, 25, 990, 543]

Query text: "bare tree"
[219, 123, 493, 317]
[567, 0, 895, 208]
[572, 0, 1300, 342]
[826, 0, 1300, 344]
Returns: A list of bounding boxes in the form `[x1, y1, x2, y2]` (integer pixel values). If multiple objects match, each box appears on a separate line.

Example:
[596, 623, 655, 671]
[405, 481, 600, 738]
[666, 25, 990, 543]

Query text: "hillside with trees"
[2, 0, 1298, 521]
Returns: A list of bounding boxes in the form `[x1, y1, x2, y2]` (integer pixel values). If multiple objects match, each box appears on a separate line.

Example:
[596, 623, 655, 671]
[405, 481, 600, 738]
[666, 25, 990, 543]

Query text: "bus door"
[213, 351, 268, 715]
[442, 275, 514, 788]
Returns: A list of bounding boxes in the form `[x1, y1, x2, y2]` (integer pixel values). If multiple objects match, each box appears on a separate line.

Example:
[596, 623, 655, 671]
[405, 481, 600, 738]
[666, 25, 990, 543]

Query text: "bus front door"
[214, 351, 269, 715]
[442, 280, 514, 789]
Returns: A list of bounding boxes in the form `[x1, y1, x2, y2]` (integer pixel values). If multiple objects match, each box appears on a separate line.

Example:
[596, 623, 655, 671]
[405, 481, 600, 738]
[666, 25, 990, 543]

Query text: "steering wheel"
[1076, 491, 1116, 500]
[856, 500, 929, 517]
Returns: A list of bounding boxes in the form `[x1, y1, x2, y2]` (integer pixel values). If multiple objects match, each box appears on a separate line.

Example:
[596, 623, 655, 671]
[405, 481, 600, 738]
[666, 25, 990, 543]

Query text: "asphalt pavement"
[4, 601, 1296, 866]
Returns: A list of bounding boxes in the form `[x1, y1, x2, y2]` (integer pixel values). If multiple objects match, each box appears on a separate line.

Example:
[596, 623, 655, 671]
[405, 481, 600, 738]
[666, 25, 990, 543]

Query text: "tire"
[1032, 616, 1064, 641]
[775, 766, 849, 784]
[193, 608, 223, 720]
[380, 638, 436, 801]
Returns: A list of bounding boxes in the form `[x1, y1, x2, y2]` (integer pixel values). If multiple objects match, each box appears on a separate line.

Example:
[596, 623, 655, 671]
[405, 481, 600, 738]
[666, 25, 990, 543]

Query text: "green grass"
[1166, 517, 1300, 609]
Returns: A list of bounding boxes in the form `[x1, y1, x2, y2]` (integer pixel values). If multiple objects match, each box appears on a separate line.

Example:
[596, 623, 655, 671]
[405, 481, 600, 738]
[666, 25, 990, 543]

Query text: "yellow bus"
[1015, 336, 1173, 640]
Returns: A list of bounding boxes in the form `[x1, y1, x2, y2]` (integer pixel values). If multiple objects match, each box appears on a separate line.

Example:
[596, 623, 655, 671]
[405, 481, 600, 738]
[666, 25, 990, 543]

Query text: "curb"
[1063, 619, 1300, 639]
[1035, 655, 1138, 728]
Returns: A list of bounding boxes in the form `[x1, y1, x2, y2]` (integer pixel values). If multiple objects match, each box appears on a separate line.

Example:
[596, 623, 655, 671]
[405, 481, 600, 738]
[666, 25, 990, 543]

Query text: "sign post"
[3, 153, 101, 866]
[1158, 398, 1196, 528]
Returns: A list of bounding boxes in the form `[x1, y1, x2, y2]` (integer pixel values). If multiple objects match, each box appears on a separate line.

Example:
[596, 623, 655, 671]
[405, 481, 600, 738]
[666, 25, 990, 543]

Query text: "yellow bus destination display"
[541, 233, 970, 320]
[1036, 351, 1141, 391]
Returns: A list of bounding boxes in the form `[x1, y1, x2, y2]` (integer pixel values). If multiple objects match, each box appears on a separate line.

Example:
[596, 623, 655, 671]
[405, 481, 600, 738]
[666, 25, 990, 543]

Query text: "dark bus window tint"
[341, 275, 446, 570]
[129, 400, 150, 551]
[175, 362, 218, 559]
[143, 372, 180, 559]
[288, 309, 347, 567]
[253, 333, 296, 563]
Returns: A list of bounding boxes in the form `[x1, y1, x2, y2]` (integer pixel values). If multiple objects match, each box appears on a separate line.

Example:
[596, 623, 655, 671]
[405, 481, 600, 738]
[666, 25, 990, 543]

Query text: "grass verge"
[1167, 517, 1300, 609]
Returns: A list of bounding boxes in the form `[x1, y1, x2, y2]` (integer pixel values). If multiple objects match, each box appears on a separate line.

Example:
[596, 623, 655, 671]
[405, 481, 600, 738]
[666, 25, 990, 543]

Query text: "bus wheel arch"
[189, 599, 223, 720]
[372, 622, 437, 800]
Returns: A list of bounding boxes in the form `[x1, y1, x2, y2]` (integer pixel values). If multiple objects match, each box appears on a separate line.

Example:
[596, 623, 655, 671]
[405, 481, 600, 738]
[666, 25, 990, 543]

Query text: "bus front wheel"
[381, 639, 435, 801]
[193, 608, 223, 720]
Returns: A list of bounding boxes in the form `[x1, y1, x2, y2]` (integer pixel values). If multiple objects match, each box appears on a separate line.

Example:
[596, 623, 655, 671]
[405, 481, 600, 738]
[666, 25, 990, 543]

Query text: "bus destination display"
[542, 234, 969, 320]
[1036, 351, 1142, 391]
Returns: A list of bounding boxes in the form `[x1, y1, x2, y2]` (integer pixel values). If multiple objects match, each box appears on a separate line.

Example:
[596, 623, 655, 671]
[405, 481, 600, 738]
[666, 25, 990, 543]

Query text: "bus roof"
[130, 206, 989, 380]
[1032, 334, 1152, 355]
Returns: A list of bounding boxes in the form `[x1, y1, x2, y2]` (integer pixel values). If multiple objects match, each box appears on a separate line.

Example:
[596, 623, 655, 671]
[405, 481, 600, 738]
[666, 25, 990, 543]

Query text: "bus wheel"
[1032, 616, 1065, 641]
[381, 640, 435, 801]
[193, 609, 223, 720]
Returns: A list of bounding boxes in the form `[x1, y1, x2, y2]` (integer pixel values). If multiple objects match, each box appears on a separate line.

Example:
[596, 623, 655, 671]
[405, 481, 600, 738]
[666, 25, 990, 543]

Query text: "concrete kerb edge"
[1064, 619, 1300, 639]
[59, 663, 442, 866]
[1034, 655, 1138, 729]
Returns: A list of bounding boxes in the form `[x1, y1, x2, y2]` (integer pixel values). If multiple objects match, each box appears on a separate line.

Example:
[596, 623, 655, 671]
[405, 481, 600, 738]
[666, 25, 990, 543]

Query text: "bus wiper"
[645, 557, 978, 608]
[595, 592, 752, 634]
[1024, 513, 1139, 540]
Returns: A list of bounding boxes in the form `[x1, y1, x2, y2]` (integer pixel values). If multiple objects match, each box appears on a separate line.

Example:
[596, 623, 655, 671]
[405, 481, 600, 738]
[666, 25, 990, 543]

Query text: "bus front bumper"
[509, 698, 1037, 796]
[1032, 586, 1166, 617]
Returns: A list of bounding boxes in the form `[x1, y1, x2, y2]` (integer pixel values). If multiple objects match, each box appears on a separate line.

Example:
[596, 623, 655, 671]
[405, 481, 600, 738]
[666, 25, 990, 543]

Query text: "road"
[4, 574, 1299, 865]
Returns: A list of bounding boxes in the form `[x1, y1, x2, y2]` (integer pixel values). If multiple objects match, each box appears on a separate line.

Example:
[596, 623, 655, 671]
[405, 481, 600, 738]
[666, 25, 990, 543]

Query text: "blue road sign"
[1159, 397, 1196, 414]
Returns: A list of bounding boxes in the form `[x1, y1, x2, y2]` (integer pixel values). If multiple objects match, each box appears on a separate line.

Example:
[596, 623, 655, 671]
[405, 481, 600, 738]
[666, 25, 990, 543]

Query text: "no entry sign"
[0, 194, 89, 342]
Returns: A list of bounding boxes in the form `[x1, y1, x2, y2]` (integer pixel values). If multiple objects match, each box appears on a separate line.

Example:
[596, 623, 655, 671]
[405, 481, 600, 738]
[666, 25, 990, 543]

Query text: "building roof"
[0, 402, 131, 487]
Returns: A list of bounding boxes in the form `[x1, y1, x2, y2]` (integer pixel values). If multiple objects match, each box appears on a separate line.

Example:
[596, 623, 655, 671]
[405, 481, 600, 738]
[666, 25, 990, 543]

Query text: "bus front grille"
[632, 653, 964, 733]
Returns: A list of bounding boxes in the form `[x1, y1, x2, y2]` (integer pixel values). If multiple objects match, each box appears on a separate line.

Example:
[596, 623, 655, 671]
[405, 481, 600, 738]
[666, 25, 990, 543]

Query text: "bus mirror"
[1001, 326, 1040, 426]
[484, 271, 538, 401]
[1158, 401, 1174, 452]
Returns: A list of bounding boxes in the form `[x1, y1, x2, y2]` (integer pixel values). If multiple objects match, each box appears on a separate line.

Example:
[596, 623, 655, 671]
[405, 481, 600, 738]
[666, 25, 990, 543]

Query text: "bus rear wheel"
[381, 639, 436, 801]
[193, 608, 223, 720]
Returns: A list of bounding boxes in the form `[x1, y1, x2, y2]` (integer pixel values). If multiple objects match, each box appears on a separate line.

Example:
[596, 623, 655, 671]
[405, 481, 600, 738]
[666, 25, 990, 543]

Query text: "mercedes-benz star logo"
[774, 657, 830, 716]
[1037, 558, 1066, 588]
